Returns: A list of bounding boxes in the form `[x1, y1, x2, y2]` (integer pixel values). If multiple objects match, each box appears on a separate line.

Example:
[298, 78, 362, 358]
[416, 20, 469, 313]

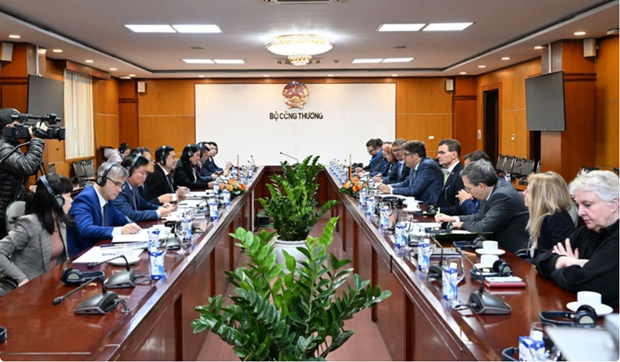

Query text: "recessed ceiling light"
[377, 23, 426, 32]
[213, 59, 245, 64]
[501, 57, 510, 60]
[120, 76, 131, 79]
[327, 74, 334, 77]
[125, 24, 176, 33]
[382, 57, 414, 63]
[182, 59, 214, 64]
[423, 22, 473, 31]
[534, 46, 544, 50]
[391, 74, 398, 77]
[52, 49, 63, 53]
[352, 58, 383, 64]
[574, 31, 586, 36]
[478, 65, 486, 68]
[109, 68, 117, 71]
[85, 60, 94, 63]
[263, 75, 270, 77]
[8, 34, 20, 39]
[460, 72, 467, 75]
[172, 25, 222, 33]
[129, 74, 136, 77]
[198, 75, 205, 78]
[38, 49, 47, 54]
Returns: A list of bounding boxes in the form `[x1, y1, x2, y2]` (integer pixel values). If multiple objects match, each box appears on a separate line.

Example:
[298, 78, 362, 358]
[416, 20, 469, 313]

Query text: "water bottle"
[395, 221, 407, 248]
[223, 188, 231, 206]
[366, 195, 376, 215]
[148, 229, 164, 280]
[240, 174, 247, 185]
[442, 262, 458, 301]
[182, 217, 192, 241]
[530, 331, 546, 361]
[231, 168, 238, 179]
[209, 197, 219, 221]
[418, 235, 430, 273]
[359, 188, 367, 207]
[248, 168, 254, 181]
[368, 179, 375, 189]
[213, 180, 220, 195]
[380, 204, 390, 230]
[505, 172, 511, 183]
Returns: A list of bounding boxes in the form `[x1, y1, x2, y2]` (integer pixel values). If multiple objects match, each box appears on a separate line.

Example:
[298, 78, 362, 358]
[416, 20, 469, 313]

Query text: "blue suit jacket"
[381, 162, 399, 184]
[114, 181, 159, 222]
[204, 157, 222, 174]
[67, 186, 129, 256]
[391, 157, 444, 205]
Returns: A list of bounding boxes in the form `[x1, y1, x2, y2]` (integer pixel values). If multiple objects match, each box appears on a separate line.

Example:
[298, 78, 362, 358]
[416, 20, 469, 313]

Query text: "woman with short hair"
[535, 170, 619, 309]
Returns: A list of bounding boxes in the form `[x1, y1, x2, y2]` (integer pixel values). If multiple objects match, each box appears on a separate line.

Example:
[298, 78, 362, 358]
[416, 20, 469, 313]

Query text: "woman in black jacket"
[174, 144, 211, 189]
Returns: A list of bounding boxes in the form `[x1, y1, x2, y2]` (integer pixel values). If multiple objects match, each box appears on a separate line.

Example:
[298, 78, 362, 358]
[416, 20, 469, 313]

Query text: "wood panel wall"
[595, 36, 619, 169]
[476, 59, 542, 158]
[453, 77, 478, 157]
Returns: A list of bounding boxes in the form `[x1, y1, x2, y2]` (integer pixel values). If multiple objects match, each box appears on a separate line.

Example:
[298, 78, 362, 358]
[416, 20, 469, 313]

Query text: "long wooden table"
[323, 169, 581, 361]
[0, 167, 264, 361]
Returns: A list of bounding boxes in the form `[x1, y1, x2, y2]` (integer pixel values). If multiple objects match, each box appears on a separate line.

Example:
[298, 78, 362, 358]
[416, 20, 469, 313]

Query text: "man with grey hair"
[373, 138, 410, 184]
[436, 160, 529, 253]
[67, 162, 141, 256]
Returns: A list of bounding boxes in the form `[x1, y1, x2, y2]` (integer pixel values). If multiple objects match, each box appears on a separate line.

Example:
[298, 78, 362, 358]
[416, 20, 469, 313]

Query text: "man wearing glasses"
[355, 138, 388, 177]
[67, 162, 141, 256]
[377, 140, 443, 206]
[373, 138, 410, 185]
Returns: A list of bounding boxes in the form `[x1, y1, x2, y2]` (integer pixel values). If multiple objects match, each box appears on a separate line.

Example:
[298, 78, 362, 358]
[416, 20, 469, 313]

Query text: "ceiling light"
[263, 75, 270, 77]
[198, 75, 205, 78]
[172, 24, 222, 33]
[478, 65, 486, 68]
[125, 24, 176, 33]
[423, 22, 473, 31]
[327, 74, 334, 77]
[352, 58, 383, 64]
[377, 24, 425, 32]
[120, 76, 131, 79]
[109, 68, 117, 71]
[265, 34, 334, 66]
[213, 59, 245, 64]
[501, 57, 510, 60]
[129, 74, 136, 77]
[85, 60, 94, 63]
[391, 74, 398, 77]
[534, 46, 544, 50]
[52, 49, 63, 53]
[38, 49, 47, 54]
[460, 72, 467, 75]
[8, 34, 20, 39]
[182, 59, 214, 64]
[382, 57, 414, 63]
[574, 31, 586, 36]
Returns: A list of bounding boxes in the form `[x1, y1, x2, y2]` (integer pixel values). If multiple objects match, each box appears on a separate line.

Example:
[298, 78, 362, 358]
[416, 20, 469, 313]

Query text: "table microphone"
[279, 152, 299, 164]
[428, 235, 445, 282]
[88, 255, 138, 289]
[455, 247, 512, 315]
[251, 155, 256, 169]
[53, 276, 103, 305]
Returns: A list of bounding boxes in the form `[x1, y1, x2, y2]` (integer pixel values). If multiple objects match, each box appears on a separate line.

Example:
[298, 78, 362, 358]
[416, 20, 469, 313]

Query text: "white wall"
[195, 83, 395, 166]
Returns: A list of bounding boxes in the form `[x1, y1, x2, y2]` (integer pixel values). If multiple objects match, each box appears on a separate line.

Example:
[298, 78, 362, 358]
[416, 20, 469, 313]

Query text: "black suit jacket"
[145, 164, 174, 201]
[139, 183, 161, 205]
[396, 163, 411, 183]
[437, 162, 465, 215]
[460, 180, 529, 254]
[174, 162, 210, 189]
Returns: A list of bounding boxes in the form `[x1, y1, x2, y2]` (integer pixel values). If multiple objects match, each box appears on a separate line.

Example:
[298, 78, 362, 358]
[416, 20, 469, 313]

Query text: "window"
[64, 70, 94, 159]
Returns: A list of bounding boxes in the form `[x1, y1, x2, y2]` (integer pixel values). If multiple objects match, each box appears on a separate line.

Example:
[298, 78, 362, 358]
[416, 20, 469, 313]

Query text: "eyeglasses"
[404, 152, 413, 157]
[106, 178, 125, 190]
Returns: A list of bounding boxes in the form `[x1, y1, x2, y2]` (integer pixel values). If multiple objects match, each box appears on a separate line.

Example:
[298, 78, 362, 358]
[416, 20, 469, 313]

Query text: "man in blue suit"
[377, 140, 443, 206]
[115, 154, 175, 222]
[204, 141, 231, 176]
[373, 138, 410, 185]
[67, 162, 141, 256]
[355, 138, 388, 177]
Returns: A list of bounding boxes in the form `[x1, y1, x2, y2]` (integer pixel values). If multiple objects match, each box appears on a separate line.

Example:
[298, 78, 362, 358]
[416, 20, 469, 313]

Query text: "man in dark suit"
[436, 139, 465, 215]
[204, 141, 232, 176]
[67, 162, 141, 256]
[355, 138, 388, 177]
[377, 140, 443, 206]
[145, 145, 188, 202]
[115, 155, 175, 222]
[437, 160, 529, 254]
[373, 138, 410, 185]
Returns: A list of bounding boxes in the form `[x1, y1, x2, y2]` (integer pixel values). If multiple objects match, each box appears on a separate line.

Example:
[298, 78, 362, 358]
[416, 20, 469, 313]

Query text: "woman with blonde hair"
[372, 143, 397, 184]
[523, 172, 576, 259]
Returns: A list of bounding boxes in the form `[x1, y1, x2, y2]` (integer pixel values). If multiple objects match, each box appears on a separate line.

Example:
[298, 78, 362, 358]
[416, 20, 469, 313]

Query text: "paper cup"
[577, 291, 602, 310]
[482, 241, 498, 251]
[480, 254, 499, 267]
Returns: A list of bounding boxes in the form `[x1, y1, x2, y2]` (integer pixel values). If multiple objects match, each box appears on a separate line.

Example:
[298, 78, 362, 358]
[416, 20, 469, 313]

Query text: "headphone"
[453, 236, 486, 250]
[186, 144, 194, 158]
[440, 222, 454, 232]
[96, 163, 118, 187]
[491, 259, 512, 276]
[197, 142, 209, 158]
[158, 146, 173, 166]
[39, 175, 65, 208]
[127, 153, 142, 176]
[540, 305, 598, 328]
[60, 267, 105, 285]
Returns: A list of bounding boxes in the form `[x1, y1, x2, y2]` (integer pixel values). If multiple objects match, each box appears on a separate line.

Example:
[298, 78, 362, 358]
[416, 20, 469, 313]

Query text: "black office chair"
[495, 155, 508, 174]
[582, 166, 599, 173]
[511, 158, 524, 176]
[517, 159, 536, 185]
[72, 161, 85, 180]
[81, 159, 96, 178]
[614, 168, 619, 176]
[503, 156, 516, 175]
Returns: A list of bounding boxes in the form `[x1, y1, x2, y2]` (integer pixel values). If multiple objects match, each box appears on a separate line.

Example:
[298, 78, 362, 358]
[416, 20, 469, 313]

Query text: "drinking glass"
[529, 322, 560, 361]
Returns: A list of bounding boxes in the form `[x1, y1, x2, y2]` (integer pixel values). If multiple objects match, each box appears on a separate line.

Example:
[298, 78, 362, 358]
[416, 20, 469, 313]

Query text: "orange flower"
[227, 185, 233, 191]
[219, 183, 225, 190]
[343, 181, 352, 188]
[352, 184, 361, 193]
[239, 183, 246, 191]
[228, 179, 235, 185]
[352, 177, 359, 183]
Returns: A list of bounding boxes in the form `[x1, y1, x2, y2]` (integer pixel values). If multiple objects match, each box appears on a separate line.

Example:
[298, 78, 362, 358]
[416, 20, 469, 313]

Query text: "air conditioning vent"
[262, 0, 346, 4]
[274, 57, 323, 65]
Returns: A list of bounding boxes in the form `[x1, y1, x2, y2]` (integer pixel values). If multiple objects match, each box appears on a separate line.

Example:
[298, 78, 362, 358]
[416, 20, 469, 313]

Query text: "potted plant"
[258, 155, 338, 267]
[191, 218, 391, 361]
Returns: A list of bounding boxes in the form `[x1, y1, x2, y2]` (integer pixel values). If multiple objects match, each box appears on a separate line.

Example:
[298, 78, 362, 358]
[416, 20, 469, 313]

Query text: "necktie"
[398, 162, 403, 178]
[102, 204, 109, 226]
[166, 173, 174, 192]
[443, 170, 450, 184]
[409, 170, 416, 187]
[131, 187, 137, 209]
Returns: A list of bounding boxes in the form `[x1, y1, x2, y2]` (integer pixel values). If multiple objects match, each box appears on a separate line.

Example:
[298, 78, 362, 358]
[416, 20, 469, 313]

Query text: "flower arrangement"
[219, 178, 246, 196]
[340, 177, 366, 196]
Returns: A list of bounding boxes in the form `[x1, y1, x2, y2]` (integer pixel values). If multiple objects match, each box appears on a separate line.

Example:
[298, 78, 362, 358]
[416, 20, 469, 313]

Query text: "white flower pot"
[274, 237, 307, 273]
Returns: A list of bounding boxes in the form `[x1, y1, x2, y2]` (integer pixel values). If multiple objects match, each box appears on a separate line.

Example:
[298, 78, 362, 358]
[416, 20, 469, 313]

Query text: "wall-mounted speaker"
[137, 81, 146, 93]
[583, 38, 596, 58]
[0, 42, 13, 62]
[445, 79, 454, 92]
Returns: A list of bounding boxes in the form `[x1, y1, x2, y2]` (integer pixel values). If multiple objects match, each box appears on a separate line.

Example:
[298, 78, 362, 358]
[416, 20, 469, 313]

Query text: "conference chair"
[81, 159, 96, 178]
[495, 155, 508, 174]
[614, 167, 619, 176]
[582, 166, 599, 173]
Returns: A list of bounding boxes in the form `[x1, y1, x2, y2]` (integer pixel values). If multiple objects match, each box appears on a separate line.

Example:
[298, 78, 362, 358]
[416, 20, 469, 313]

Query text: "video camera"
[5, 113, 66, 140]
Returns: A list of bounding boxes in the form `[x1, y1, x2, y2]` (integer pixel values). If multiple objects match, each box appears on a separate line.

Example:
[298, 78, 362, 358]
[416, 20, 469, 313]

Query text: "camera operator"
[0, 109, 45, 239]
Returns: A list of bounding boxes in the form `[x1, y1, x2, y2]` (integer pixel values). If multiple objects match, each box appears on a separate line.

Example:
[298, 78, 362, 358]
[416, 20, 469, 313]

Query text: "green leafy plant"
[259, 155, 339, 241]
[191, 217, 391, 361]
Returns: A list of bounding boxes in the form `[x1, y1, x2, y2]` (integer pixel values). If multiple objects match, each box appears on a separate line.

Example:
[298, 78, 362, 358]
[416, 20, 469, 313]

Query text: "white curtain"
[64, 70, 94, 159]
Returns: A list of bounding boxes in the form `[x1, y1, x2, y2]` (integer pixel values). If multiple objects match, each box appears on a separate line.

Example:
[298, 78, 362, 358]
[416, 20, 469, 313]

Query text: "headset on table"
[540, 305, 598, 328]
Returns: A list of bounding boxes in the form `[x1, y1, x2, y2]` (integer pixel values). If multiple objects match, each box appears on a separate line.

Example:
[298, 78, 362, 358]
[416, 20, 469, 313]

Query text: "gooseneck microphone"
[88, 254, 144, 289]
[53, 276, 103, 305]
[88, 255, 130, 272]
[428, 235, 445, 281]
[279, 152, 299, 164]
[455, 247, 512, 315]
[251, 155, 256, 169]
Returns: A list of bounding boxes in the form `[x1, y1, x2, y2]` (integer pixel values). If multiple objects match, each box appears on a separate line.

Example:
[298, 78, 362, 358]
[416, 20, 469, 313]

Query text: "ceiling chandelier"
[265, 34, 335, 66]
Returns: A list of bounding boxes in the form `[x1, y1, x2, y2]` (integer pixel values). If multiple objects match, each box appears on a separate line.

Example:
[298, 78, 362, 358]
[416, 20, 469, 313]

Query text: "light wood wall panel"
[476, 59, 542, 157]
[93, 77, 120, 154]
[138, 115, 196, 154]
[453, 77, 477, 157]
[595, 36, 619, 168]
[396, 114, 452, 156]
[396, 78, 453, 114]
